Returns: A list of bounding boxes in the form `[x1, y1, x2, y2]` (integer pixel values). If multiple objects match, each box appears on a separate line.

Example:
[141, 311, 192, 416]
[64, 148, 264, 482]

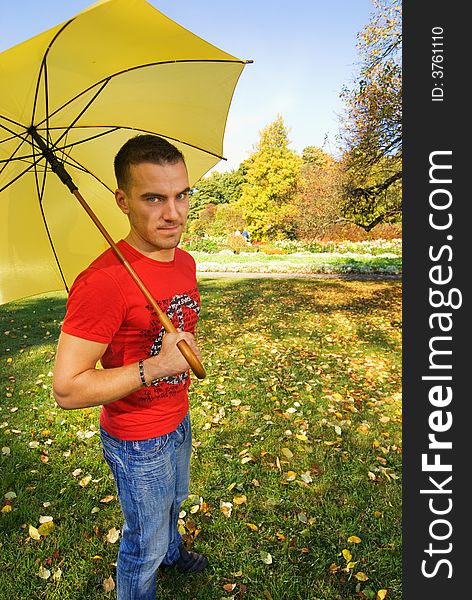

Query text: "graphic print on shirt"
[149, 292, 200, 386]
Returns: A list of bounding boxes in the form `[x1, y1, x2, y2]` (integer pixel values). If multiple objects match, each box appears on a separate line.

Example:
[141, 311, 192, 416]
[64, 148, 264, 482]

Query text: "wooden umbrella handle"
[72, 189, 206, 380]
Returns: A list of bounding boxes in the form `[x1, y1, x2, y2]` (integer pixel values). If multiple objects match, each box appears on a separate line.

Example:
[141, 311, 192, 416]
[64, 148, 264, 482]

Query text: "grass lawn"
[190, 252, 401, 276]
[0, 277, 402, 600]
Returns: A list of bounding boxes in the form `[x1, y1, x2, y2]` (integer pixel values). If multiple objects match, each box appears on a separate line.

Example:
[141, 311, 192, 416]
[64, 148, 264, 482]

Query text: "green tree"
[238, 115, 302, 240]
[189, 167, 246, 221]
[339, 0, 402, 230]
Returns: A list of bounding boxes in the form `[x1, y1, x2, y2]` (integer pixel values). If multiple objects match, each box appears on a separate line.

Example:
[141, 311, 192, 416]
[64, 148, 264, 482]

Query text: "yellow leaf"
[355, 571, 369, 581]
[348, 535, 362, 543]
[342, 549, 352, 562]
[245, 523, 259, 531]
[38, 521, 55, 537]
[295, 434, 308, 441]
[233, 494, 247, 505]
[177, 523, 186, 535]
[377, 590, 388, 600]
[79, 475, 92, 488]
[281, 448, 293, 459]
[29, 525, 41, 540]
[6, 357, 12, 364]
[346, 561, 357, 570]
[1, 505, 12, 513]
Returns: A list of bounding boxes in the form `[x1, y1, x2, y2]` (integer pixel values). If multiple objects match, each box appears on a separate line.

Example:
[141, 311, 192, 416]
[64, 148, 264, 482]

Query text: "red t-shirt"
[61, 240, 200, 441]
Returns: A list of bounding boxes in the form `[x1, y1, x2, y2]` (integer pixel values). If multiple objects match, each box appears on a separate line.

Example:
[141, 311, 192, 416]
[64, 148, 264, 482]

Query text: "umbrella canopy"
[0, 0, 249, 305]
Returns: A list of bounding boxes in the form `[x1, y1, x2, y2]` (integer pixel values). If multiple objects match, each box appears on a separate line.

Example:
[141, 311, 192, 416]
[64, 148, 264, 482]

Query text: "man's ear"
[115, 189, 130, 214]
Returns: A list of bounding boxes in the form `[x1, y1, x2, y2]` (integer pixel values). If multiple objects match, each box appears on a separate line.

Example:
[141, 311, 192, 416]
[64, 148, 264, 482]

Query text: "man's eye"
[147, 196, 160, 203]
[177, 192, 189, 200]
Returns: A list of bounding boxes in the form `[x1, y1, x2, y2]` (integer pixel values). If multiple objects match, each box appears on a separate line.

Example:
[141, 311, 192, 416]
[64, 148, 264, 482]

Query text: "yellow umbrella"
[0, 0, 251, 378]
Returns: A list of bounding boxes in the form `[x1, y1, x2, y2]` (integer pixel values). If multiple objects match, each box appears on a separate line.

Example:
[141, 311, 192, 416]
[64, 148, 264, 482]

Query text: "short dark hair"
[114, 134, 186, 191]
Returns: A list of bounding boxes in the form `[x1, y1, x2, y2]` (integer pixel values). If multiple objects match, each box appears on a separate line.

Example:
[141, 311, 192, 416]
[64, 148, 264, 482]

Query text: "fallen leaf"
[100, 495, 115, 503]
[103, 575, 115, 593]
[39, 515, 53, 524]
[348, 535, 362, 544]
[245, 523, 258, 532]
[38, 521, 55, 537]
[105, 527, 120, 544]
[300, 472, 313, 484]
[1, 447, 10, 456]
[4, 491, 16, 500]
[377, 590, 388, 600]
[233, 494, 247, 505]
[223, 583, 236, 593]
[342, 549, 352, 562]
[79, 475, 92, 488]
[281, 448, 293, 459]
[355, 571, 369, 581]
[72, 468, 82, 477]
[260, 551, 273, 565]
[220, 501, 233, 518]
[38, 566, 51, 580]
[1, 505, 12, 513]
[29, 525, 41, 540]
[52, 568, 62, 582]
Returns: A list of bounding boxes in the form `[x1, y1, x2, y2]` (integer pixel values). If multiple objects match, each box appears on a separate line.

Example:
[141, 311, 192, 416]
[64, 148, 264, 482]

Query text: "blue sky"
[0, 0, 374, 172]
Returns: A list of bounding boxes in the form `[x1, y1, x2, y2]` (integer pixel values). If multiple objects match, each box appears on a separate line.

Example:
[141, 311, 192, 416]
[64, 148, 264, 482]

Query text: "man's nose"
[162, 199, 179, 220]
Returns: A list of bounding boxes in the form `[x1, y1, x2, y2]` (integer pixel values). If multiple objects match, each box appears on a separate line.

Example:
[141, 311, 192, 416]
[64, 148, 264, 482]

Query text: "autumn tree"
[339, 0, 402, 230]
[238, 115, 302, 240]
[291, 147, 345, 240]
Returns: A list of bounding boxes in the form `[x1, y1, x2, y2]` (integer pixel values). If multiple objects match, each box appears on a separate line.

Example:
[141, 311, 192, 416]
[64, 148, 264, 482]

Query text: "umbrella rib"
[0, 158, 43, 194]
[32, 143, 70, 293]
[51, 124, 226, 161]
[58, 152, 114, 193]
[33, 58, 246, 130]
[0, 114, 27, 129]
[30, 19, 74, 127]
[0, 136, 31, 176]
[53, 79, 112, 148]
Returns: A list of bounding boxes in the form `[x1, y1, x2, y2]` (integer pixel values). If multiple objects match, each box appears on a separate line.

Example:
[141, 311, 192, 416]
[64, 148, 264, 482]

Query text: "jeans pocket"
[128, 434, 170, 461]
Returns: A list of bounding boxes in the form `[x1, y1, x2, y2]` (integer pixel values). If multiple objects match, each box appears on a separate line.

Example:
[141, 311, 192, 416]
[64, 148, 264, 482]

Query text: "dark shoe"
[172, 543, 209, 573]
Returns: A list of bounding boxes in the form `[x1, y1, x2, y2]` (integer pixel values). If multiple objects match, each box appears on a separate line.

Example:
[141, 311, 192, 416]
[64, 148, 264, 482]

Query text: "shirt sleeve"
[61, 267, 127, 344]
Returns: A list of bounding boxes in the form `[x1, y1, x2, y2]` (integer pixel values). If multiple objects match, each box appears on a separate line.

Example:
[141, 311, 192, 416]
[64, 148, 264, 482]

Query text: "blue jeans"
[100, 413, 192, 600]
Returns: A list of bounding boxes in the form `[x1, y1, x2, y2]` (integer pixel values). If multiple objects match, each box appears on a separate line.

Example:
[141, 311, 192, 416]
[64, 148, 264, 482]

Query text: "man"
[53, 134, 208, 600]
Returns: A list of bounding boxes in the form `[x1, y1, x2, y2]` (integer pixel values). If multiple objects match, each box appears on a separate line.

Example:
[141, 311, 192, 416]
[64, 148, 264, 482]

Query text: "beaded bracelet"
[138, 359, 150, 387]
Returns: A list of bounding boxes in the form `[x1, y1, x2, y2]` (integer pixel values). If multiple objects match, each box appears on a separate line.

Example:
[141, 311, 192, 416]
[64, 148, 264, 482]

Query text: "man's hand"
[144, 330, 202, 381]
[53, 329, 201, 410]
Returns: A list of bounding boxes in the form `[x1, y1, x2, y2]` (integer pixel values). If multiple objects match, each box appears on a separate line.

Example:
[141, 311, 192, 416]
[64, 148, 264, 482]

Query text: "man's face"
[115, 160, 190, 258]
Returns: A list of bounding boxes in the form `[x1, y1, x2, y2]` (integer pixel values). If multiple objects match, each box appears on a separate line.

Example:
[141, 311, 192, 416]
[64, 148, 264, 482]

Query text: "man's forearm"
[53, 360, 144, 409]
[53, 330, 199, 410]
